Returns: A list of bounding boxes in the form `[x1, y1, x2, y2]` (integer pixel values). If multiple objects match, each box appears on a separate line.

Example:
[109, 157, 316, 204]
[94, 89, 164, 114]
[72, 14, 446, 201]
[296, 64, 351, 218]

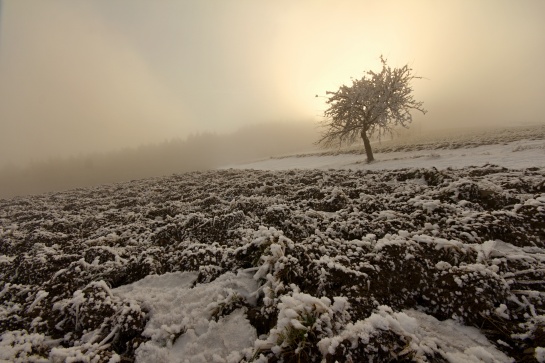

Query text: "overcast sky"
[0, 0, 544, 167]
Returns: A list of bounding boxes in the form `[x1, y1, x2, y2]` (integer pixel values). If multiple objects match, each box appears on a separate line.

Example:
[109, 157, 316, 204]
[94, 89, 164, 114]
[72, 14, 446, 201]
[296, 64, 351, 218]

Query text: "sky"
[0, 0, 544, 168]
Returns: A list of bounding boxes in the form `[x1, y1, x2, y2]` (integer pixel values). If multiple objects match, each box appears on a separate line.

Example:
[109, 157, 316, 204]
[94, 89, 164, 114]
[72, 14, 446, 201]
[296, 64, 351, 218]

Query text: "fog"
[0, 122, 320, 199]
[0, 0, 544, 197]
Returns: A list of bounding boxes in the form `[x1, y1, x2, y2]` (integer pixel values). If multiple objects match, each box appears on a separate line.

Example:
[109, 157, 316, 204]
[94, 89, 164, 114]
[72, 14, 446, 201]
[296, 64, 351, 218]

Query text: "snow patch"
[113, 271, 258, 363]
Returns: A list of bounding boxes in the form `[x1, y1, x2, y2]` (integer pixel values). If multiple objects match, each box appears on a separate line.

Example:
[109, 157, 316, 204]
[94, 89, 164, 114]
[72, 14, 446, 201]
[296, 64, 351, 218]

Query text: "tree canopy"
[317, 57, 426, 162]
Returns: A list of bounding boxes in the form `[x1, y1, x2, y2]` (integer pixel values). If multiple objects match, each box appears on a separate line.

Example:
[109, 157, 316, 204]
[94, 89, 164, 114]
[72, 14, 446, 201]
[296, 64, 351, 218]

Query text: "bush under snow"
[1, 164, 544, 362]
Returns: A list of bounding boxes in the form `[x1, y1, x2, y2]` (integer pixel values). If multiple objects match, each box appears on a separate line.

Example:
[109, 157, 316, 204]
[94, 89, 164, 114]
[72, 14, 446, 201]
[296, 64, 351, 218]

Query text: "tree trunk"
[361, 131, 374, 163]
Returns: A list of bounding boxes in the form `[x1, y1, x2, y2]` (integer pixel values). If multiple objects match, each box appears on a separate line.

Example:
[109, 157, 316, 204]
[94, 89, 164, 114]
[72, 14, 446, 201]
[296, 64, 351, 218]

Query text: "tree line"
[0, 122, 318, 199]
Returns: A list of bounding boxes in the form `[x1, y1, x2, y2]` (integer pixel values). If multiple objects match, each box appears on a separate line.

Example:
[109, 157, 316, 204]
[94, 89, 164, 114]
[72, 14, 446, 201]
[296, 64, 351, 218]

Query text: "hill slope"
[1, 162, 545, 362]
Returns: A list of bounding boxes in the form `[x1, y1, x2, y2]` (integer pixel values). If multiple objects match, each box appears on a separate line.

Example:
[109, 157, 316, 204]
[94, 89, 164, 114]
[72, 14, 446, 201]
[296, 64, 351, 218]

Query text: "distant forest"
[0, 122, 319, 199]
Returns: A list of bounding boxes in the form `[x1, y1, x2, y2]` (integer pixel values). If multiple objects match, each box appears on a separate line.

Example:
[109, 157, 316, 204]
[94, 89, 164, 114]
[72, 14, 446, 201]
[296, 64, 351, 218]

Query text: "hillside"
[228, 124, 545, 171]
[1, 127, 545, 362]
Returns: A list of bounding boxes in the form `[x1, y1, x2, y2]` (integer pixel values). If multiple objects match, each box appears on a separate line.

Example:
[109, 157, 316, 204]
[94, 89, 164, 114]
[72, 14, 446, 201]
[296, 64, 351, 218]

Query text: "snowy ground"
[1, 126, 545, 362]
[224, 139, 545, 171]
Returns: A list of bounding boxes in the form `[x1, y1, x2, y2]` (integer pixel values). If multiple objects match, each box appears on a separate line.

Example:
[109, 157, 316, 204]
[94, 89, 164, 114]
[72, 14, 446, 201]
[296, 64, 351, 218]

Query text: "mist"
[0, 122, 320, 199]
[0, 0, 544, 193]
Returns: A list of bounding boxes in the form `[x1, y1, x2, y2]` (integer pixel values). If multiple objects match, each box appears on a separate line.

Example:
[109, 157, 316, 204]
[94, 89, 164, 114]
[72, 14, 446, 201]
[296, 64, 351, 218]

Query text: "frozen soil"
[1, 165, 544, 362]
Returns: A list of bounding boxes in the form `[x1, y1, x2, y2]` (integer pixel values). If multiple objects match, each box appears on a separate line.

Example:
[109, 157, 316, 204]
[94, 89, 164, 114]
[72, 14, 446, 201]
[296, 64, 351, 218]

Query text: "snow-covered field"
[225, 137, 545, 171]
[1, 126, 545, 362]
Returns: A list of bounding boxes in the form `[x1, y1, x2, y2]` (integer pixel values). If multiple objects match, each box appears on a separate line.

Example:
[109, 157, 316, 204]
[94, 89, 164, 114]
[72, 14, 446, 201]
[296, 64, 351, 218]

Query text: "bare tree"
[317, 56, 427, 162]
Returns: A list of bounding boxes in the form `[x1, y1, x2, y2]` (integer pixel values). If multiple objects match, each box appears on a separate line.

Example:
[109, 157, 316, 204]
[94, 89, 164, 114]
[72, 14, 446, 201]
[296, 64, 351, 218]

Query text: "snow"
[315, 306, 513, 362]
[168, 309, 255, 363]
[113, 271, 258, 363]
[0, 331, 51, 363]
[110, 266, 518, 362]
[404, 310, 513, 363]
[223, 139, 545, 171]
[536, 347, 545, 362]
